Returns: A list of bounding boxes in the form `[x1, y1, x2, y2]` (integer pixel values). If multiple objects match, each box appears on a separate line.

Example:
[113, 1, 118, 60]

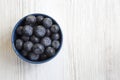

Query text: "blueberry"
[46, 47, 55, 57]
[32, 44, 44, 55]
[34, 25, 46, 37]
[43, 18, 52, 28]
[37, 16, 44, 24]
[51, 25, 59, 33]
[16, 26, 23, 35]
[21, 50, 28, 56]
[52, 40, 60, 49]
[15, 39, 23, 50]
[41, 37, 51, 46]
[23, 25, 33, 36]
[21, 35, 29, 41]
[40, 54, 47, 60]
[23, 41, 33, 51]
[30, 35, 39, 43]
[26, 15, 36, 24]
[46, 29, 51, 36]
[28, 52, 39, 61]
[52, 33, 60, 40]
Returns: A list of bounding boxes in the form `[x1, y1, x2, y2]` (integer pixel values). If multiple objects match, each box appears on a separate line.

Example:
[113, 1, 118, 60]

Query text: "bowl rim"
[11, 13, 63, 64]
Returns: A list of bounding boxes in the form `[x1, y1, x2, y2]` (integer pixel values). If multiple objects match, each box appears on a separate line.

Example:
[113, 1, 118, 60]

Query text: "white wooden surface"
[0, 0, 120, 80]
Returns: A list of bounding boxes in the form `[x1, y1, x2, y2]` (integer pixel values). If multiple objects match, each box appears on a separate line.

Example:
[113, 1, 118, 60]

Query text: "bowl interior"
[12, 14, 63, 64]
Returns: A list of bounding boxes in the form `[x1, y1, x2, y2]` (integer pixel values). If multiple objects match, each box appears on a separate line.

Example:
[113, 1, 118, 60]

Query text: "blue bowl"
[12, 13, 63, 64]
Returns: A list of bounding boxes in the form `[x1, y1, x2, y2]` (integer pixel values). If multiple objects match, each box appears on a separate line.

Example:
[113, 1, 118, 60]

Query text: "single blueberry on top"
[46, 47, 55, 57]
[30, 35, 39, 43]
[23, 41, 33, 52]
[16, 26, 23, 35]
[41, 37, 51, 46]
[43, 18, 52, 28]
[34, 25, 46, 37]
[52, 40, 60, 49]
[37, 16, 44, 24]
[52, 33, 60, 40]
[26, 15, 36, 24]
[21, 35, 29, 41]
[15, 39, 23, 50]
[23, 25, 33, 36]
[32, 44, 44, 55]
[28, 52, 39, 61]
[51, 25, 59, 33]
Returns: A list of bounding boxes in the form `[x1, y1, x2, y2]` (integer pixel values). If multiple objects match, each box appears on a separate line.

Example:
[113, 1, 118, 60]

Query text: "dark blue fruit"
[28, 52, 39, 61]
[21, 50, 28, 56]
[43, 18, 52, 28]
[30, 35, 39, 43]
[32, 44, 44, 55]
[46, 47, 55, 57]
[21, 35, 29, 41]
[40, 54, 47, 60]
[16, 39, 23, 50]
[52, 33, 60, 40]
[26, 15, 36, 24]
[23, 25, 33, 36]
[41, 37, 51, 46]
[34, 25, 46, 37]
[16, 26, 23, 35]
[37, 16, 44, 24]
[23, 41, 33, 51]
[51, 25, 59, 33]
[46, 29, 51, 36]
[52, 40, 60, 49]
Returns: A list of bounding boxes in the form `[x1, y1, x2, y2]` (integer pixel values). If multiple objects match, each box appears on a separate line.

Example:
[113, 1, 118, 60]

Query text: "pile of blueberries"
[15, 15, 62, 61]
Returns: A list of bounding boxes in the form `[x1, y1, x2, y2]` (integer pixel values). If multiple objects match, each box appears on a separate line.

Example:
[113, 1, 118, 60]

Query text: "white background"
[0, 0, 120, 80]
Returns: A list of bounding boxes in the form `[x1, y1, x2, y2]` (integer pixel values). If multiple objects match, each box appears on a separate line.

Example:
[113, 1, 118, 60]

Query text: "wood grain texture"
[0, 0, 120, 80]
